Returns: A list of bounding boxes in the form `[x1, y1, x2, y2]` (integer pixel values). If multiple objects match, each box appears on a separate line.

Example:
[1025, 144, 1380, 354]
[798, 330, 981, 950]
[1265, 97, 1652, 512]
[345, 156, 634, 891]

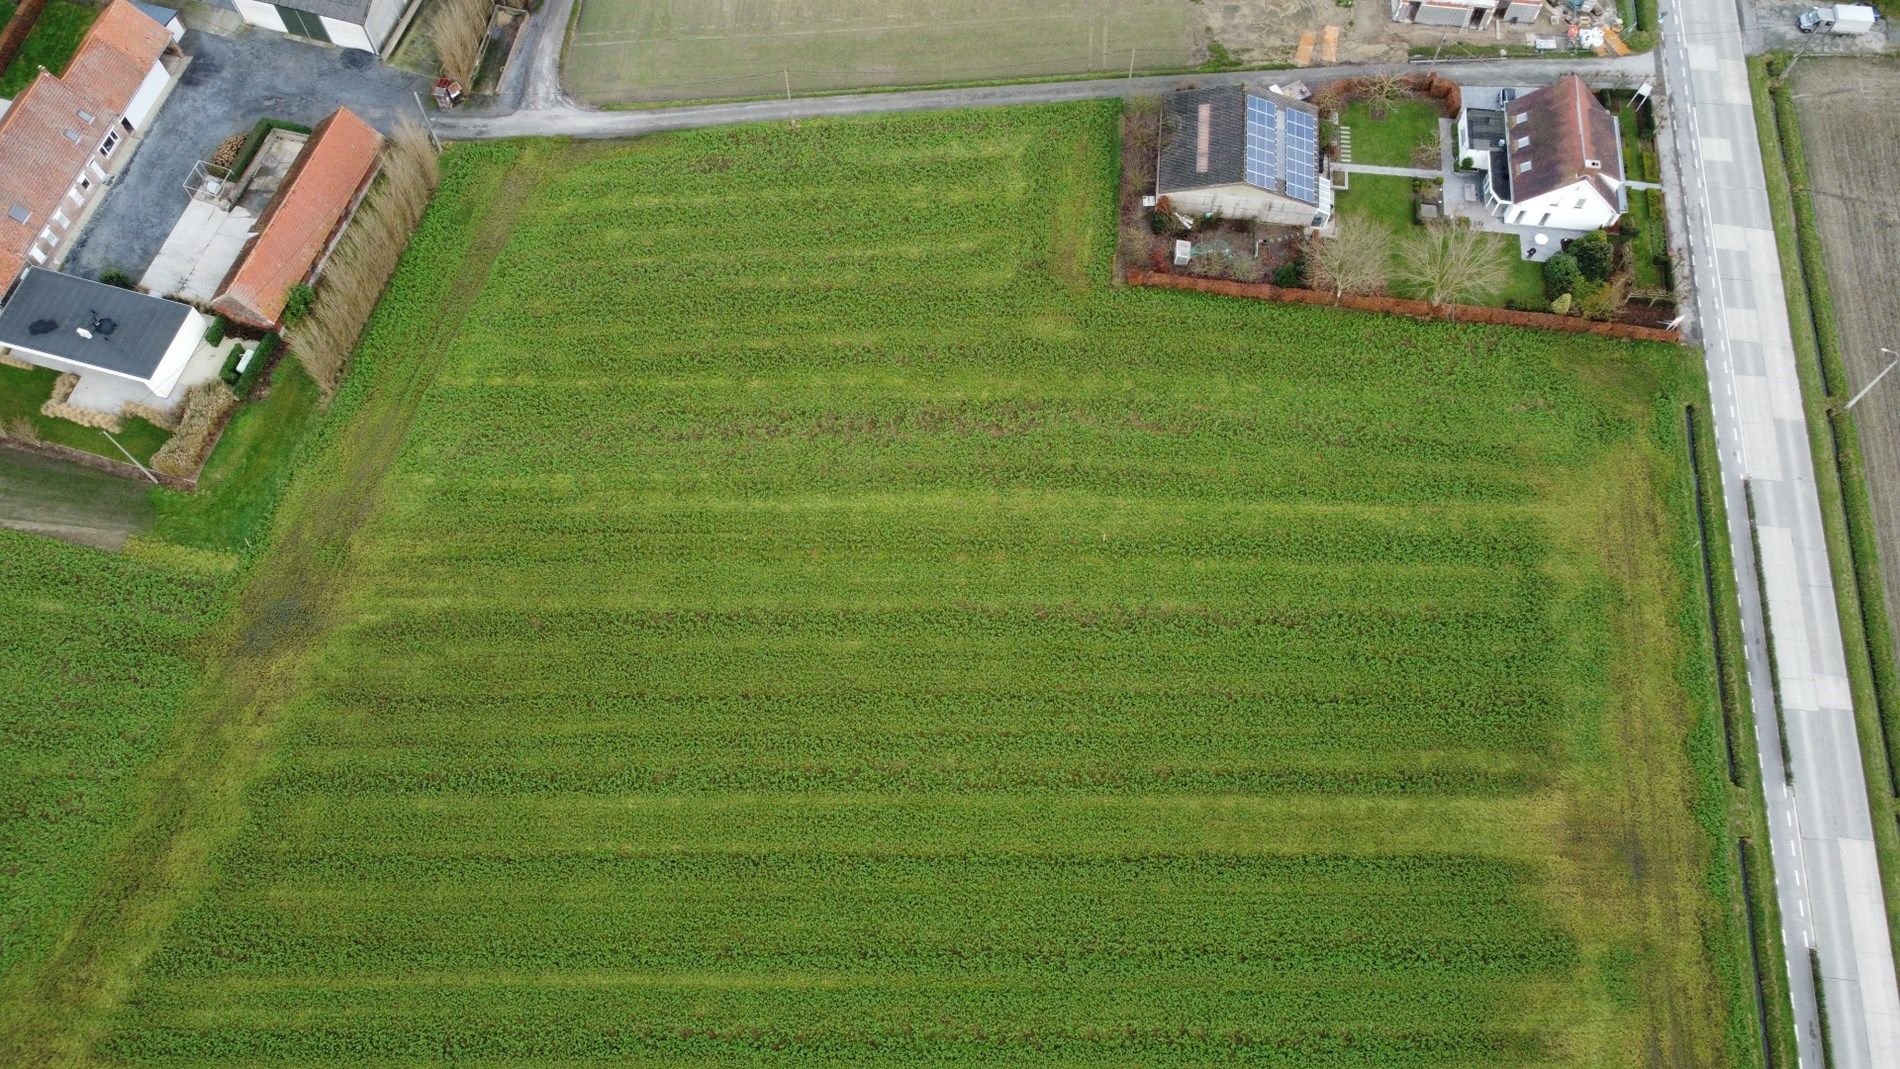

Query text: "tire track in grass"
[0, 144, 558, 1068]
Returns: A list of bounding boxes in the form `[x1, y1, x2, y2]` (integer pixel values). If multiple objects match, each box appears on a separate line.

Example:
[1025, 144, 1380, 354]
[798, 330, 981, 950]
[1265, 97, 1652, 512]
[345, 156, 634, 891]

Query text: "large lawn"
[568, 0, 1194, 104]
[4, 104, 1755, 1066]
[1334, 173, 1547, 308]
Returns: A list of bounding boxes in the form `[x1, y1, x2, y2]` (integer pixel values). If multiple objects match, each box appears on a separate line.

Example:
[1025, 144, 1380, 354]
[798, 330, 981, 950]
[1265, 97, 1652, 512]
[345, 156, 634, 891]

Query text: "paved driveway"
[63, 29, 427, 282]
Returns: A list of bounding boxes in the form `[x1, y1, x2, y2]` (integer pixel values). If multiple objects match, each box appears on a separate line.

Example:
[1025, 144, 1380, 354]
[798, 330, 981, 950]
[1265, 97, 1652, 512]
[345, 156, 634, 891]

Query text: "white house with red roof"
[0, 0, 184, 292]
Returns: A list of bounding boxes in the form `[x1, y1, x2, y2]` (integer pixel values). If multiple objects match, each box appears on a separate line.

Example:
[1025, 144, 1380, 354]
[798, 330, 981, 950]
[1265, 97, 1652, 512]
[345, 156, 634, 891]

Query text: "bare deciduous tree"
[287, 121, 441, 394]
[1396, 220, 1504, 308]
[1361, 73, 1406, 119]
[1308, 217, 1392, 298]
[431, 0, 494, 86]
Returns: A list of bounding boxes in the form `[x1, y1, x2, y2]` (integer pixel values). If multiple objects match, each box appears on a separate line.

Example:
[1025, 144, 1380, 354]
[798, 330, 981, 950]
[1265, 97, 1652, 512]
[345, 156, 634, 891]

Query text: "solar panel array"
[1242, 93, 1321, 206]
[1281, 107, 1319, 205]
[1243, 95, 1280, 192]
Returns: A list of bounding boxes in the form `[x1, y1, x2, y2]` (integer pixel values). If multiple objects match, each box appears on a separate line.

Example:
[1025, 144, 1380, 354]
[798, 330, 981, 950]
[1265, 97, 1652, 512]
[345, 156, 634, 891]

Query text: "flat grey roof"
[0, 269, 192, 379]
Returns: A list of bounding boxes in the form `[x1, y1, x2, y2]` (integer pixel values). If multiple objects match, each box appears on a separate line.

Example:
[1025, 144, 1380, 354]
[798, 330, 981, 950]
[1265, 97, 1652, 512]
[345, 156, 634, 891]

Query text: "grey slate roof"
[1157, 86, 1247, 194]
[0, 269, 192, 379]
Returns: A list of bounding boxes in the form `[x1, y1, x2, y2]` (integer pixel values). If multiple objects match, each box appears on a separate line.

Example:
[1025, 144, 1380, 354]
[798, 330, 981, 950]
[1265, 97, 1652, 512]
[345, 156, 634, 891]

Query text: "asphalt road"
[1655, 0, 1900, 1064]
[440, 51, 1653, 141]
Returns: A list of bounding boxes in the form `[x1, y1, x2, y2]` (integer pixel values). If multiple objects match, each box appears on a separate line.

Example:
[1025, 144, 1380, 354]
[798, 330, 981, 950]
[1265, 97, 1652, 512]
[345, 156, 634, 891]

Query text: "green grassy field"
[568, 0, 1195, 105]
[2, 103, 1758, 1066]
[0, 0, 100, 97]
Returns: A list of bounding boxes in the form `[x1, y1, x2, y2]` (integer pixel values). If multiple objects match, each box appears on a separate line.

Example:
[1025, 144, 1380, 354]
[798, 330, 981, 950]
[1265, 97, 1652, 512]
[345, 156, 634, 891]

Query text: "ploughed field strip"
[568, 0, 1194, 104]
[92, 105, 1739, 1064]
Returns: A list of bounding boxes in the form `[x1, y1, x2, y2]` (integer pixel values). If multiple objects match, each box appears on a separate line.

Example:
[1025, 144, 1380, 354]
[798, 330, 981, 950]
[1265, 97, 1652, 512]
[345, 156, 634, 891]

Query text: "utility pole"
[1845, 348, 1900, 410]
[100, 429, 159, 484]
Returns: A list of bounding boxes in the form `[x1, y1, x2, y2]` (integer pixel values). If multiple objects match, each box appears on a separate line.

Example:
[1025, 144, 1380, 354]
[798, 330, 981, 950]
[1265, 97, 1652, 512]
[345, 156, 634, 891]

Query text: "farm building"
[210, 108, 384, 329]
[0, 0, 184, 292]
[217, 0, 420, 54]
[1390, 0, 1541, 26]
[1155, 84, 1332, 229]
[0, 268, 206, 399]
[1465, 75, 1625, 231]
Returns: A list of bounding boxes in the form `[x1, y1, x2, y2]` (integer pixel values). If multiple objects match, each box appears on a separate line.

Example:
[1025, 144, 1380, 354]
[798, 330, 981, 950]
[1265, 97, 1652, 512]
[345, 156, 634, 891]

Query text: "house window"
[77, 108, 94, 124]
[1514, 136, 1529, 149]
[6, 204, 27, 224]
[62, 128, 81, 143]
[99, 131, 121, 156]
[78, 175, 92, 192]
[1574, 198, 1586, 209]
[1512, 112, 1528, 126]
[38, 227, 54, 244]
[28, 247, 45, 264]
[52, 208, 69, 228]
[1517, 160, 1533, 173]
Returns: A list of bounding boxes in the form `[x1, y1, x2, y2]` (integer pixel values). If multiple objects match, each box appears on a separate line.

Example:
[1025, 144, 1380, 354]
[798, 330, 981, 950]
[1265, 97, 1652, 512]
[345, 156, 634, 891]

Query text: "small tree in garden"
[1397, 220, 1504, 307]
[1542, 253, 1581, 299]
[1309, 217, 1393, 298]
[1361, 74, 1406, 120]
[1572, 229, 1614, 282]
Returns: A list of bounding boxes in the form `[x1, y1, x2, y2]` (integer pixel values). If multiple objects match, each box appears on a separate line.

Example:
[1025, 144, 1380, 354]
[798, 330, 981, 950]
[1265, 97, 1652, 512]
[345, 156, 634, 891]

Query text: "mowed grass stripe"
[85, 105, 1738, 1066]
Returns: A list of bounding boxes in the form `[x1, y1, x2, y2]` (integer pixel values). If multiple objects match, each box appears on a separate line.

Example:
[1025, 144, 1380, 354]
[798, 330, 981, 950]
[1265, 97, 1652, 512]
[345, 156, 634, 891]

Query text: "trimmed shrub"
[1573, 230, 1614, 283]
[205, 314, 228, 346]
[97, 268, 135, 290]
[235, 332, 280, 399]
[218, 341, 245, 386]
[282, 283, 316, 324]
[1543, 253, 1581, 298]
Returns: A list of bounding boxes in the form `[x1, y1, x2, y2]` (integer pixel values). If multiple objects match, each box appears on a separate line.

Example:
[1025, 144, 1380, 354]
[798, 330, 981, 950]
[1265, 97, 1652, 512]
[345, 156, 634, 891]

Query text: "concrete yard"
[62, 28, 425, 284]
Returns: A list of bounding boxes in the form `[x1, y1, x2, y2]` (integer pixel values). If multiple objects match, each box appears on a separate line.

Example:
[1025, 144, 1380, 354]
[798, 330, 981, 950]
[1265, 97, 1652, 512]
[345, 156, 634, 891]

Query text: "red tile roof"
[1503, 74, 1624, 205]
[62, 0, 174, 114]
[0, 1, 172, 290]
[211, 108, 384, 329]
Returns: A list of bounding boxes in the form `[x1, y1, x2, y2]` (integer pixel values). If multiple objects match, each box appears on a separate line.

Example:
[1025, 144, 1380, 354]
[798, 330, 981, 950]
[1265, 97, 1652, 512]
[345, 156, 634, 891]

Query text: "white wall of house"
[122, 61, 171, 130]
[3, 309, 203, 398]
[232, 0, 287, 32]
[1167, 184, 1329, 228]
[148, 310, 207, 397]
[365, 0, 409, 49]
[319, 15, 376, 51]
[1504, 178, 1620, 230]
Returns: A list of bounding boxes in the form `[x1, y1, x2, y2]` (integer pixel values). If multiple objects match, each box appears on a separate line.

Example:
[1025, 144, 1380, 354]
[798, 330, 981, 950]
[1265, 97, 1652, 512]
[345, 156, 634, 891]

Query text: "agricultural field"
[1788, 57, 1900, 671]
[2, 103, 1757, 1066]
[567, 0, 1197, 104]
